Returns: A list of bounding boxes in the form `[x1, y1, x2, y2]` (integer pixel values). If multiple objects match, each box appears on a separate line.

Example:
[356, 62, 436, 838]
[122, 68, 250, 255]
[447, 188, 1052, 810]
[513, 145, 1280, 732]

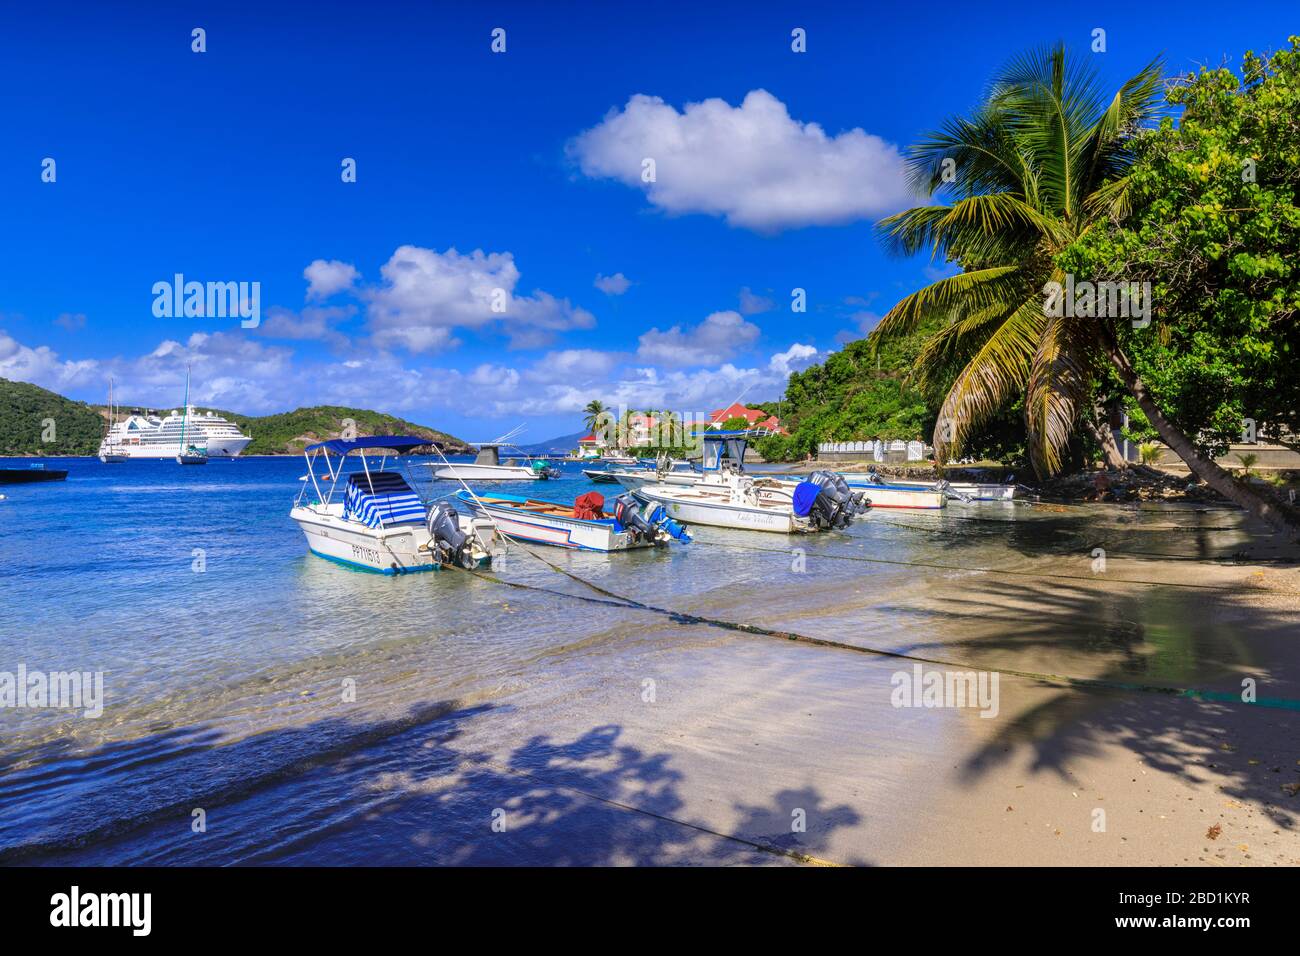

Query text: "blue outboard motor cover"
[792, 481, 821, 517]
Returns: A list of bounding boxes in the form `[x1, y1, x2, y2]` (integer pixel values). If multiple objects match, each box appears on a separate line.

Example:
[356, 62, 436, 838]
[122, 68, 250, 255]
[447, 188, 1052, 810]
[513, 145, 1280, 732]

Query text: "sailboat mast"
[180, 367, 189, 453]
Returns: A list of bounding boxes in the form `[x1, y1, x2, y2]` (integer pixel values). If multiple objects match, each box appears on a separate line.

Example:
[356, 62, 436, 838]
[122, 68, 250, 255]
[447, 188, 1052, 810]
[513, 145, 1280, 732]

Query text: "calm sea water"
[0, 454, 1279, 864]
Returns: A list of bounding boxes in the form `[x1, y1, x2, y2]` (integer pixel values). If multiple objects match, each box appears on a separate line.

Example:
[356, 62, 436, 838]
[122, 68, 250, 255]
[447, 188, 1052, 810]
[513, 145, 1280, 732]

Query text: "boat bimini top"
[296, 435, 439, 527]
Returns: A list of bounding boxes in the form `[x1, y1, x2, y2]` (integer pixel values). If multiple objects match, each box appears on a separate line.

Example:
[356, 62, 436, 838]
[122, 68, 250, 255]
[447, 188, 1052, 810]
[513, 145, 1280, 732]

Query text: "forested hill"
[754, 319, 942, 461]
[0, 378, 104, 455]
[0, 380, 471, 456]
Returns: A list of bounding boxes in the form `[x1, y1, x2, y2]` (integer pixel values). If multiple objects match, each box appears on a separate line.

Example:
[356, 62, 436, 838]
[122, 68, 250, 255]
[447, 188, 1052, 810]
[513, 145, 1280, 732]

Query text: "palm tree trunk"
[1100, 330, 1300, 540]
[1082, 405, 1127, 470]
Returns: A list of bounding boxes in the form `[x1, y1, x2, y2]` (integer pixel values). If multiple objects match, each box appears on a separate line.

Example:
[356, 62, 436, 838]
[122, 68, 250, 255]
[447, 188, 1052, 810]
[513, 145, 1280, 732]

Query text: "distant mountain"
[0, 379, 472, 456]
[516, 430, 587, 455]
[0, 378, 104, 455]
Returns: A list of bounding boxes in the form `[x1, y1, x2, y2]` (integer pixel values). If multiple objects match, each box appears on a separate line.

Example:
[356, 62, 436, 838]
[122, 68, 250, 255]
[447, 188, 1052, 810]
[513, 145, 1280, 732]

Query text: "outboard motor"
[612, 493, 691, 544]
[531, 460, 561, 479]
[427, 502, 474, 568]
[806, 470, 863, 530]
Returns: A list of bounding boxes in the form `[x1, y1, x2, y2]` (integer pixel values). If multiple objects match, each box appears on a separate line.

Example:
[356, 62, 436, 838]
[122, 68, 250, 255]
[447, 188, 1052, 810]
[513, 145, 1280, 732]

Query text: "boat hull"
[581, 469, 622, 484]
[463, 494, 653, 552]
[431, 464, 544, 480]
[0, 468, 68, 484]
[291, 506, 495, 573]
[835, 478, 946, 509]
[631, 485, 807, 533]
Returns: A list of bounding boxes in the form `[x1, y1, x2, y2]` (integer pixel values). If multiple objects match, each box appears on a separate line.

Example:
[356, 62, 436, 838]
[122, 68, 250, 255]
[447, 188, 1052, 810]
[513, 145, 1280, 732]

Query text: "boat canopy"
[305, 435, 434, 454]
[693, 430, 756, 471]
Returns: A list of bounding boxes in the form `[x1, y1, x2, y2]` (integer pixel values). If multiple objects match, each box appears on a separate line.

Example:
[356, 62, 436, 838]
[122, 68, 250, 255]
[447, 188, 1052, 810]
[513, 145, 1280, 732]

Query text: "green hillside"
[0, 379, 471, 456]
[0, 378, 105, 455]
[223, 405, 472, 455]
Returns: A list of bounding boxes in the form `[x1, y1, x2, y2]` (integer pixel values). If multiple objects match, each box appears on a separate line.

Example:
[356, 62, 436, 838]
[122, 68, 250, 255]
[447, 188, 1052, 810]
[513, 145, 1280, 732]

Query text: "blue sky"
[1, 1, 1295, 441]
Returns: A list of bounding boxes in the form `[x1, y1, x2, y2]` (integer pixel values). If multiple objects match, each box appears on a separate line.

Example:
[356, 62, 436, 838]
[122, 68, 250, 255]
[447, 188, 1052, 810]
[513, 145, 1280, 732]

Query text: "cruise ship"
[98, 406, 253, 459]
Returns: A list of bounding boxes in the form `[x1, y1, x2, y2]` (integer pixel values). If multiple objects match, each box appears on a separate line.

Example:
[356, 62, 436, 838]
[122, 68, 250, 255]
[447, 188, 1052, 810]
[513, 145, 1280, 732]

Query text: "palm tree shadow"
[1, 704, 868, 866]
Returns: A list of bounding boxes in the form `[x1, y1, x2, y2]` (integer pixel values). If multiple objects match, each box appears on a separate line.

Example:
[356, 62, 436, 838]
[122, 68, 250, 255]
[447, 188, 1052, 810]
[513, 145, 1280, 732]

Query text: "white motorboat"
[833, 474, 946, 509]
[291, 435, 502, 573]
[428, 442, 560, 481]
[883, 478, 1019, 501]
[457, 489, 690, 551]
[632, 469, 866, 534]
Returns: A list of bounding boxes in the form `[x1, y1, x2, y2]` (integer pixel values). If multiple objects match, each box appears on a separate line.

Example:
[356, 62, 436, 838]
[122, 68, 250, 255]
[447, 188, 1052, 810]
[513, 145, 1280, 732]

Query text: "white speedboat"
[632, 470, 866, 534]
[291, 435, 502, 573]
[457, 489, 690, 551]
[428, 443, 560, 481]
[881, 478, 1020, 501]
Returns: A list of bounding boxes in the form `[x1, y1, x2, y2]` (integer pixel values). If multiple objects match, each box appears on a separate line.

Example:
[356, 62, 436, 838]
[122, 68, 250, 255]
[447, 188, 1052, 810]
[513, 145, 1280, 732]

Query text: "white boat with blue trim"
[290, 435, 502, 573]
[458, 489, 690, 551]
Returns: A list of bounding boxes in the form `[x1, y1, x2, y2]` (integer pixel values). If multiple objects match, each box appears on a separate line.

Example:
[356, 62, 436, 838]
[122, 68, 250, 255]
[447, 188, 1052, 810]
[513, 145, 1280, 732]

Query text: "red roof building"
[708, 402, 788, 436]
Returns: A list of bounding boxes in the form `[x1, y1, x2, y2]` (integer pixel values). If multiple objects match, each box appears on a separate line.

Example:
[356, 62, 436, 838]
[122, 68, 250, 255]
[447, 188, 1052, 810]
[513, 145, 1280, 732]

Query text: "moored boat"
[291, 435, 502, 573]
[833, 474, 946, 509]
[457, 489, 690, 551]
[0, 464, 68, 484]
[428, 443, 560, 481]
[632, 470, 867, 534]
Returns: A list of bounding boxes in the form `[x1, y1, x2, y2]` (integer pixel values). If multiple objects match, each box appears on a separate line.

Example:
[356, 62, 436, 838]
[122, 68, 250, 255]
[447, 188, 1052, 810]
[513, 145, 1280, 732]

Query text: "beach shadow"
[0, 703, 864, 866]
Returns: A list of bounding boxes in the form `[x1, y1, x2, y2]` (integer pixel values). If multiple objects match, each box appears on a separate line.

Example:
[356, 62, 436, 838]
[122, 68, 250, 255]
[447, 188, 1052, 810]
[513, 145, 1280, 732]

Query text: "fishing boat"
[457, 489, 690, 551]
[0, 464, 68, 484]
[426, 426, 560, 481]
[632, 469, 866, 534]
[586, 456, 695, 485]
[611, 432, 762, 492]
[879, 477, 1020, 501]
[291, 435, 502, 573]
[97, 378, 129, 463]
[834, 473, 946, 510]
[174, 369, 208, 465]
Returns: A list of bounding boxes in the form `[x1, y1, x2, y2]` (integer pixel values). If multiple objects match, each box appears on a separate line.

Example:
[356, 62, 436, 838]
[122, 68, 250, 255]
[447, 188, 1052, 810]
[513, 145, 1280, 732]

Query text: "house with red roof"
[708, 402, 788, 436]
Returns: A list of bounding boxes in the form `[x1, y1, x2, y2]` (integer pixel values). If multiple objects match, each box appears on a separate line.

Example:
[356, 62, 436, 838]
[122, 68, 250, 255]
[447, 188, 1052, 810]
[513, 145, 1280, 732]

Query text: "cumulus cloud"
[0, 330, 98, 392]
[304, 259, 360, 300]
[568, 89, 913, 232]
[594, 272, 632, 295]
[636, 310, 760, 367]
[54, 312, 87, 332]
[365, 245, 595, 352]
[768, 342, 820, 376]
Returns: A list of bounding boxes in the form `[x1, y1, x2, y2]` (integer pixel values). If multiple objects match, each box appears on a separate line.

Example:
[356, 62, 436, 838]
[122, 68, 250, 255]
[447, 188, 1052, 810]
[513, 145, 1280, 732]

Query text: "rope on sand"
[454, 543, 1300, 712]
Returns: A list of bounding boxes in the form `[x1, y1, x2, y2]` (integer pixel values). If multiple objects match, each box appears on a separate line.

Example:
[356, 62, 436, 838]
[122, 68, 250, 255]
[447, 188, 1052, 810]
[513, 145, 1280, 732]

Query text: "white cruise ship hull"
[96, 435, 251, 459]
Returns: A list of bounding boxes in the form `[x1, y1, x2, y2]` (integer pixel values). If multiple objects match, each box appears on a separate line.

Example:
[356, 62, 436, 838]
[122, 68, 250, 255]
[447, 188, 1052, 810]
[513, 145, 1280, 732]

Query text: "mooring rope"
[455, 542, 1300, 712]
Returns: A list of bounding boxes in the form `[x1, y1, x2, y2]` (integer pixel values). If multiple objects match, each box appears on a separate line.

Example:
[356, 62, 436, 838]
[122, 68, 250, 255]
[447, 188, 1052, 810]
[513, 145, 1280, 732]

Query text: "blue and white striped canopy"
[343, 472, 426, 528]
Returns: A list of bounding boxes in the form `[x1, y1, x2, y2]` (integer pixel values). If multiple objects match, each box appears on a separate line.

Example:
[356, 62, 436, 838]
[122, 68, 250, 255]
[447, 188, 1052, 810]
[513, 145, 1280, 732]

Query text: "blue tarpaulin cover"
[791, 481, 820, 517]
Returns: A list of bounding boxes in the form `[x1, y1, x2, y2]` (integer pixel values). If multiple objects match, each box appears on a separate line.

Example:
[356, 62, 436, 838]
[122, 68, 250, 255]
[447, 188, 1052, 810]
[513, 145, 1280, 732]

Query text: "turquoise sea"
[0, 454, 1292, 865]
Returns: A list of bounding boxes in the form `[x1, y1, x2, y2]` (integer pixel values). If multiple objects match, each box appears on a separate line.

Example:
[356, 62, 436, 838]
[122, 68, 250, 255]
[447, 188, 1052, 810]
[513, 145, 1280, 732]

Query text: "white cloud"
[365, 245, 595, 352]
[768, 342, 820, 376]
[636, 310, 760, 367]
[304, 259, 360, 300]
[594, 272, 632, 295]
[259, 304, 356, 350]
[568, 89, 913, 232]
[0, 330, 98, 391]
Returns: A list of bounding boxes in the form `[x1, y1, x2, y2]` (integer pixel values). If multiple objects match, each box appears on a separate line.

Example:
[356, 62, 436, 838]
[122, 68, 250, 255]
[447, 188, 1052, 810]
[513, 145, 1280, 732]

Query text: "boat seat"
[343, 471, 426, 528]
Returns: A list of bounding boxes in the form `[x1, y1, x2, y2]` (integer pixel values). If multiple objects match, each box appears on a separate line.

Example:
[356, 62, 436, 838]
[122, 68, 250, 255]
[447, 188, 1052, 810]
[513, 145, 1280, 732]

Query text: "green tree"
[582, 399, 606, 433]
[1061, 37, 1300, 535]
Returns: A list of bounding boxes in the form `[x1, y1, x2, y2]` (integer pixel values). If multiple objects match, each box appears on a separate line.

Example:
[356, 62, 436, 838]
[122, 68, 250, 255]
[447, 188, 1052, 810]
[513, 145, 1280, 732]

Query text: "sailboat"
[175, 368, 209, 465]
[97, 377, 129, 463]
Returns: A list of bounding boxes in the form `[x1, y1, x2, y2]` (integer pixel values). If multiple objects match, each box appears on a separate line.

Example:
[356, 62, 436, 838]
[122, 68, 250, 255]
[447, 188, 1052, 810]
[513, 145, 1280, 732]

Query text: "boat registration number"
[351, 544, 382, 565]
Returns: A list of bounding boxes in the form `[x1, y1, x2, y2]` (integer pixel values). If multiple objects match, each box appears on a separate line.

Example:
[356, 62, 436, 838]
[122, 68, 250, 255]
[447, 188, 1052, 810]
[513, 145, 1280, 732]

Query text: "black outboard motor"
[612, 493, 655, 543]
[427, 502, 474, 568]
[806, 470, 862, 530]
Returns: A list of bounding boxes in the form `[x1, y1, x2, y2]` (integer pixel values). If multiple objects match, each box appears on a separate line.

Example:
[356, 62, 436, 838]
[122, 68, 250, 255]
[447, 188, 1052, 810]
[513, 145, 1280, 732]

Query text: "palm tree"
[870, 43, 1299, 538]
[582, 399, 607, 434]
[869, 43, 1162, 477]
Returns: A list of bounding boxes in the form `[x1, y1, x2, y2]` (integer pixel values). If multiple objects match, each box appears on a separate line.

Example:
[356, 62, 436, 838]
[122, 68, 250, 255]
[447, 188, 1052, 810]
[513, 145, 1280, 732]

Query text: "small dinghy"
[290, 435, 502, 573]
[834, 472, 946, 509]
[632, 471, 867, 534]
[458, 489, 690, 551]
[840, 470, 1016, 503]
